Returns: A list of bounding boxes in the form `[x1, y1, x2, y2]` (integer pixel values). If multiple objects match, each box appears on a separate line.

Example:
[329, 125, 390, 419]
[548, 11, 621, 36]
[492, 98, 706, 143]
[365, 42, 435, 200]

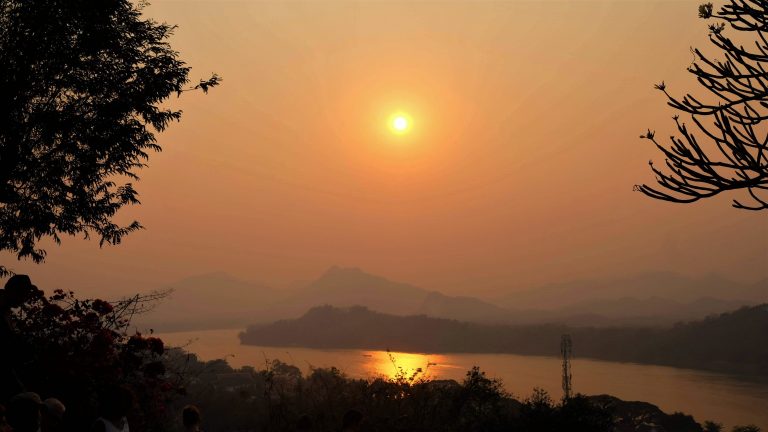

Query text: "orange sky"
[3, 0, 767, 297]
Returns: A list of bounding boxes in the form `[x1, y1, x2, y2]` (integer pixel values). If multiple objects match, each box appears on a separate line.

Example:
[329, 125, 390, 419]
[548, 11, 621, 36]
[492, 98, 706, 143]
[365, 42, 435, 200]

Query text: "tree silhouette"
[0, 0, 219, 276]
[705, 421, 725, 432]
[636, 1, 768, 211]
[731, 426, 761, 432]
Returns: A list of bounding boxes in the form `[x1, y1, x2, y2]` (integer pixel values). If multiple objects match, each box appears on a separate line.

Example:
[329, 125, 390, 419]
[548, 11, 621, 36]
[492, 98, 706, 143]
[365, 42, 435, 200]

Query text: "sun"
[389, 113, 411, 134]
[394, 116, 408, 130]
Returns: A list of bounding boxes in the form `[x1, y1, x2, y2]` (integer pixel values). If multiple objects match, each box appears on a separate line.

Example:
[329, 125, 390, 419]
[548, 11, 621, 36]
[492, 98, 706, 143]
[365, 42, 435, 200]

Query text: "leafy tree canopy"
[0, 0, 219, 276]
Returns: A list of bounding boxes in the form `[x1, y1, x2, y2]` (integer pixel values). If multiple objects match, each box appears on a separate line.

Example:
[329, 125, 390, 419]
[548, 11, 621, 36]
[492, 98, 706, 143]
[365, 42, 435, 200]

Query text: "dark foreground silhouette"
[165, 351, 703, 432]
[1, 276, 763, 431]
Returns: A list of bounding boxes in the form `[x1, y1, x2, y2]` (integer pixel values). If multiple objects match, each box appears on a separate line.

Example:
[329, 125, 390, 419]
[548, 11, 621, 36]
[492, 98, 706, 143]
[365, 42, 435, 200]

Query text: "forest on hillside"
[240, 304, 768, 376]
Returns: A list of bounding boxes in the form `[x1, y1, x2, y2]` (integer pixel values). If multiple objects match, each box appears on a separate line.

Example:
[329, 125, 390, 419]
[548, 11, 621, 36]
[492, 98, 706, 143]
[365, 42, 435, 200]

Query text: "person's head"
[341, 409, 363, 431]
[296, 414, 312, 431]
[1, 275, 38, 309]
[41, 398, 66, 431]
[182, 405, 201, 430]
[6, 392, 43, 432]
[98, 385, 134, 424]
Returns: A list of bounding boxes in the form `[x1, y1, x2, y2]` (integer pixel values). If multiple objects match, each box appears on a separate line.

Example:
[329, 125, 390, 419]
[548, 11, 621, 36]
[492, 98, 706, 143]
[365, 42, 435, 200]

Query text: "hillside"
[240, 304, 768, 376]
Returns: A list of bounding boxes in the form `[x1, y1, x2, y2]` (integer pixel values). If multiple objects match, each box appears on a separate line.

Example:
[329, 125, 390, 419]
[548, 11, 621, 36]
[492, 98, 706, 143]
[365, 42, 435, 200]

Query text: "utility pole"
[561, 334, 573, 400]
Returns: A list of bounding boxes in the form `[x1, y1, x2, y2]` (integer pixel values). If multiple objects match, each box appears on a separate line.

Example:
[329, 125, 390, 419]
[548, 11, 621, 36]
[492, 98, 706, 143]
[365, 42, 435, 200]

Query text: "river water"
[160, 329, 768, 430]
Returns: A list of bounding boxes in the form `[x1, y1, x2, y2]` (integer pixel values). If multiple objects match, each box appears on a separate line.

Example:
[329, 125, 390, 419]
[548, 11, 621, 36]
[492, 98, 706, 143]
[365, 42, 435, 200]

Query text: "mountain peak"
[315, 266, 392, 286]
[322, 265, 366, 277]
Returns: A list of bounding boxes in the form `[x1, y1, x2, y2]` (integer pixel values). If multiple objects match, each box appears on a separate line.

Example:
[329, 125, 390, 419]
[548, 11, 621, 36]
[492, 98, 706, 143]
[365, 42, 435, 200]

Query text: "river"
[160, 328, 768, 430]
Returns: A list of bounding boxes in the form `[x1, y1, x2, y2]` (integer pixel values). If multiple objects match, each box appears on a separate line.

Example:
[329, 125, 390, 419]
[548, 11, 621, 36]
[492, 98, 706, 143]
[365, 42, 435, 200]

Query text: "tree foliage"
[165, 354, 619, 432]
[637, 0, 768, 210]
[732, 426, 762, 432]
[705, 421, 725, 432]
[0, 0, 219, 276]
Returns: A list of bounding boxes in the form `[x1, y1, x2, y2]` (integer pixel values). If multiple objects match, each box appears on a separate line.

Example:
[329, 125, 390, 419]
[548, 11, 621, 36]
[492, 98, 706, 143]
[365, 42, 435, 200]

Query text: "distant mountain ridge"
[135, 266, 766, 332]
[303, 266, 428, 315]
[498, 272, 766, 310]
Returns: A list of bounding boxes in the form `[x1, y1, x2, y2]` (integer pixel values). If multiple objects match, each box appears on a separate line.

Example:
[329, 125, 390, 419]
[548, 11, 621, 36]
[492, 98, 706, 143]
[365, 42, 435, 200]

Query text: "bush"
[1, 275, 177, 431]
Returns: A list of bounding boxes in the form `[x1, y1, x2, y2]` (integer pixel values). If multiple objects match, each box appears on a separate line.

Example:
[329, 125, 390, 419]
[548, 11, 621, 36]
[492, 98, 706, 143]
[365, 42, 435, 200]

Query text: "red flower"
[127, 334, 149, 351]
[42, 303, 64, 318]
[82, 312, 100, 327]
[144, 361, 166, 377]
[146, 337, 165, 355]
[92, 299, 114, 315]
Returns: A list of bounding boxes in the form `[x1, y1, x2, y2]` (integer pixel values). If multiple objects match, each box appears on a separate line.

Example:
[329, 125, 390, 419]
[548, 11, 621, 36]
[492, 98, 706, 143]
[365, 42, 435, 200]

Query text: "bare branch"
[638, 0, 768, 210]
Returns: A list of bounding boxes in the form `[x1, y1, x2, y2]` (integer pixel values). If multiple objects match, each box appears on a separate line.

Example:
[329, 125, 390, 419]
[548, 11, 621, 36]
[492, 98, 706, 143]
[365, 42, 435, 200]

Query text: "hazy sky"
[3, 0, 767, 297]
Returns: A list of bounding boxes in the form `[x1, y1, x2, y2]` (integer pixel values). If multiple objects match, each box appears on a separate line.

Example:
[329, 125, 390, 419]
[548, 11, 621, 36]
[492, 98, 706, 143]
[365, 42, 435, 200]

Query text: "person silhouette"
[296, 414, 313, 431]
[91, 385, 134, 432]
[6, 392, 43, 432]
[341, 409, 363, 432]
[0, 275, 38, 400]
[182, 405, 202, 432]
[41, 398, 66, 432]
[0, 404, 10, 432]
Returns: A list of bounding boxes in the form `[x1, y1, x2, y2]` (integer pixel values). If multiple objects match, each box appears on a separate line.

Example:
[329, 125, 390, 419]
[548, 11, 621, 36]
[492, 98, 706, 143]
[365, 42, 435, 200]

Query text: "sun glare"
[389, 113, 411, 134]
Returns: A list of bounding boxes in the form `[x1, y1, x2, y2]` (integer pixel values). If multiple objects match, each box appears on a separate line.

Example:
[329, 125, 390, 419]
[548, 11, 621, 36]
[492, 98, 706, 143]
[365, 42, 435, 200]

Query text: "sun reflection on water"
[362, 350, 452, 381]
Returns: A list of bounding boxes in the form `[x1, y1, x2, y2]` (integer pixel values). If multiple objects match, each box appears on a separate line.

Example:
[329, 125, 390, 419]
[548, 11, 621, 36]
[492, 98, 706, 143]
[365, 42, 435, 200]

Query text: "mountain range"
[135, 266, 766, 332]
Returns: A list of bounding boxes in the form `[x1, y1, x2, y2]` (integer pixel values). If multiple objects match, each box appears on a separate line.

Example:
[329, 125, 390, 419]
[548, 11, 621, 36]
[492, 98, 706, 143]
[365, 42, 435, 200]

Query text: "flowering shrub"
[4, 277, 176, 431]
